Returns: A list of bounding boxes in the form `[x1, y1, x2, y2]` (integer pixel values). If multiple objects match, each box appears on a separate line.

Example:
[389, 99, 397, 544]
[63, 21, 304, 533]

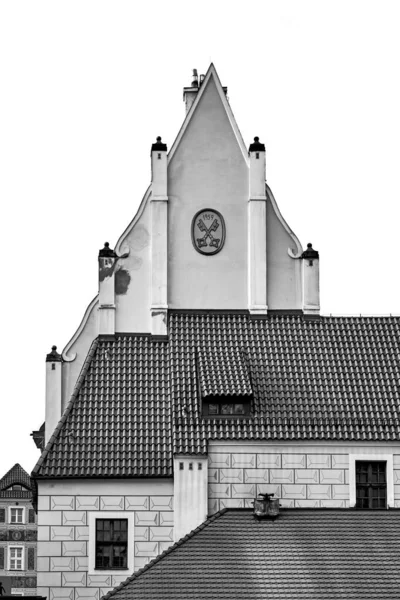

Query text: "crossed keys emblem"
[196, 217, 221, 249]
[191, 209, 226, 255]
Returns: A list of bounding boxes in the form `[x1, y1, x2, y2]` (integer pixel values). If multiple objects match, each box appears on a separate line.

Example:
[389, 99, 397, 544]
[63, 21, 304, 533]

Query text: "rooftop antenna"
[191, 69, 199, 88]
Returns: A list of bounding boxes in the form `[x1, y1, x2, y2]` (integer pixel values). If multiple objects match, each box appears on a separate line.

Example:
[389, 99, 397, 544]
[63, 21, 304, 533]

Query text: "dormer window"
[356, 461, 387, 509]
[197, 349, 252, 418]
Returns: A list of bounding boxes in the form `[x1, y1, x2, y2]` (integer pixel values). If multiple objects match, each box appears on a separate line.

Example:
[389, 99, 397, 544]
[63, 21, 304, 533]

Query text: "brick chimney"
[248, 137, 268, 315]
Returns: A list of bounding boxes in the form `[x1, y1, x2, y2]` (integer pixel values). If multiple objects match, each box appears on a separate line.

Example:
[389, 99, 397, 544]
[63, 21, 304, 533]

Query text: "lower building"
[0, 465, 37, 596]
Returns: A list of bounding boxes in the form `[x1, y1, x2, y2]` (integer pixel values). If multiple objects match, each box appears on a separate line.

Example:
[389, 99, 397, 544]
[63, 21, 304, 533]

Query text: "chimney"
[45, 346, 62, 445]
[183, 69, 199, 114]
[98, 242, 117, 337]
[151, 137, 168, 337]
[301, 243, 320, 315]
[248, 137, 268, 315]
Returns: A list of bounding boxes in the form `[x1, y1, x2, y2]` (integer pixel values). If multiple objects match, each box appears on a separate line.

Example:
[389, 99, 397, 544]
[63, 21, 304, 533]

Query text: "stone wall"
[207, 442, 400, 513]
[36, 479, 174, 600]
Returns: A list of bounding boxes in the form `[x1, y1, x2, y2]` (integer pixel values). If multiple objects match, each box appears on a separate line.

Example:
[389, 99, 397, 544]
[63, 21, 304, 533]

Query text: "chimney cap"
[249, 136, 266, 152]
[99, 242, 117, 258]
[46, 345, 62, 362]
[301, 243, 319, 259]
[151, 136, 167, 153]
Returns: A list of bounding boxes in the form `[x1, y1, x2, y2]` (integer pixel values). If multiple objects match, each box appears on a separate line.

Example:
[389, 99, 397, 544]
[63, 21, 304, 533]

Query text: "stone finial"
[46, 345, 62, 362]
[99, 242, 116, 258]
[301, 243, 319, 259]
[151, 136, 168, 153]
[249, 136, 266, 152]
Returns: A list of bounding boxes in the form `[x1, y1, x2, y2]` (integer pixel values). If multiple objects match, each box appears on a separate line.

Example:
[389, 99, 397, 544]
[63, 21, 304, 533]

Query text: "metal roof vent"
[253, 493, 280, 520]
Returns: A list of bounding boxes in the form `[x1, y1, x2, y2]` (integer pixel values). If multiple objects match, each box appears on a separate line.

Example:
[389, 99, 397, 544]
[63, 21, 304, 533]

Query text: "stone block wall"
[208, 443, 400, 513]
[36, 480, 174, 600]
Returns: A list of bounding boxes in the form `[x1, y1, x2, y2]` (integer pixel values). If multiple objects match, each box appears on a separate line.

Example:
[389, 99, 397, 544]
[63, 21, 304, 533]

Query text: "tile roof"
[34, 336, 171, 478]
[197, 347, 252, 397]
[34, 313, 400, 477]
[0, 463, 32, 491]
[102, 508, 400, 600]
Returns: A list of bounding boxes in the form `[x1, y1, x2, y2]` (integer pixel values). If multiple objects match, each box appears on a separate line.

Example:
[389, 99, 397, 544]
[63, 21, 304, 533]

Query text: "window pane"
[233, 404, 245, 414]
[221, 404, 233, 415]
[208, 404, 219, 415]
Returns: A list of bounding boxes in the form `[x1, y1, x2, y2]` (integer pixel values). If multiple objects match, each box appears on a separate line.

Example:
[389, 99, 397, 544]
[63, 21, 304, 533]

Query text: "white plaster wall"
[36, 479, 173, 600]
[173, 457, 208, 542]
[207, 441, 400, 513]
[167, 76, 249, 309]
[62, 299, 98, 411]
[115, 202, 152, 334]
[266, 200, 302, 310]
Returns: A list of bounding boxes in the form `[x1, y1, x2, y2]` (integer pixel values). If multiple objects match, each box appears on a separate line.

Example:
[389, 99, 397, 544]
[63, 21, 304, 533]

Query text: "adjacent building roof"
[102, 508, 400, 600]
[0, 463, 32, 497]
[34, 313, 400, 478]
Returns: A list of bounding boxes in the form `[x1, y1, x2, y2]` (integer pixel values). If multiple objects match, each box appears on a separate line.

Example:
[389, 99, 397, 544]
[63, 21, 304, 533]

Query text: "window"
[10, 508, 24, 524]
[203, 396, 251, 417]
[88, 511, 134, 576]
[5, 485, 28, 492]
[356, 461, 387, 509]
[9, 547, 24, 570]
[349, 453, 394, 507]
[95, 519, 128, 570]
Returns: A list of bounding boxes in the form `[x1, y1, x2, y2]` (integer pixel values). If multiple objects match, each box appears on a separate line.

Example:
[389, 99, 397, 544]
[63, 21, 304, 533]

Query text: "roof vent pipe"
[191, 69, 199, 87]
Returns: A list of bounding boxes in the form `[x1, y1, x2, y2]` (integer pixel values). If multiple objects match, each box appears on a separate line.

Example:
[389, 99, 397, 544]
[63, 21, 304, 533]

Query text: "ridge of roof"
[32, 337, 100, 478]
[101, 508, 229, 600]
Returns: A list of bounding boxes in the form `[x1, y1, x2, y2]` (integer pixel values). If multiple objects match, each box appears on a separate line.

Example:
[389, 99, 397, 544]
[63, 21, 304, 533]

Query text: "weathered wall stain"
[130, 224, 150, 251]
[115, 268, 131, 295]
[99, 259, 117, 282]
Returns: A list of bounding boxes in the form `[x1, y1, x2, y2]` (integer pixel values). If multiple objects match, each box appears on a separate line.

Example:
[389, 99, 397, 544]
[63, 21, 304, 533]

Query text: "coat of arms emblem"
[191, 209, 226, 255]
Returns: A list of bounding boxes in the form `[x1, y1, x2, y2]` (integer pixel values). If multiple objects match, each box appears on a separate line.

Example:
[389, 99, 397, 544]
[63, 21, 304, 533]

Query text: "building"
[32, 65, 400, 600]
[0, 464, 37, 596]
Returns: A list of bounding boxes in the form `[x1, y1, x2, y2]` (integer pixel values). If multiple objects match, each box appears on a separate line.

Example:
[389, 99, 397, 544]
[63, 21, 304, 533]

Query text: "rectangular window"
[9, 547, 24, 570]
[356, 461, 387, 509]
[95, 519, 128, 570]
[10, 508, 24, 524]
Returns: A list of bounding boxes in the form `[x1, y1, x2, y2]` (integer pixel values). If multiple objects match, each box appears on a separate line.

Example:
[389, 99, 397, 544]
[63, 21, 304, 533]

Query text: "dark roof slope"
[102, 508, 400, 600]
[34, 336, 171, 478]
[0, 464, 32, 491]
[34, 314, 400, 477]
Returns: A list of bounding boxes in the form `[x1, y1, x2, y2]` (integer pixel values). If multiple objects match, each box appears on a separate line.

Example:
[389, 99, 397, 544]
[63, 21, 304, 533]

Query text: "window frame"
[349, 453, 394, 508]
[88, 511, 134, 576]
[9, 506, 25, 524]
[8, 546, 24, 571]
[355, 460, 387, 509]
[95, 518, 128, 570]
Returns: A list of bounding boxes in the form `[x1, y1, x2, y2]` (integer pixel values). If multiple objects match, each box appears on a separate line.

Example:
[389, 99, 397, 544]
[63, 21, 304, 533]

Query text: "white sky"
[1, 0, 400, 477]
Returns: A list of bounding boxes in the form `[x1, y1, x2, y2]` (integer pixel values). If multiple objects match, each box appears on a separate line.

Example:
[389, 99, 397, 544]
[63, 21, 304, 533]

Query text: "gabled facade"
[32, 65, 400, 600]
[0, 464, 37, 596]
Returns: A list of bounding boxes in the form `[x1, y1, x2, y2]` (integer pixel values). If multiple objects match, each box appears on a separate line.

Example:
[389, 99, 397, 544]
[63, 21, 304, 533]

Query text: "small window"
[356, 461, 387, 509]
[95, 519, 128, 570]
[9, 547, 24, 570]
[203, 398, 251, 417]
[198, 463, 202, 470]
[179, 462, 184, 470]
[10, 508, 24, 524]
[189, 463, 193, 470]
[6, 485, 28, 492]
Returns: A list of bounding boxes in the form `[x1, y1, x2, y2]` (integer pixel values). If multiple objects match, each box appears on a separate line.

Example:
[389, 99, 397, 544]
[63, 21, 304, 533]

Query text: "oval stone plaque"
[191, 208, 226, 255]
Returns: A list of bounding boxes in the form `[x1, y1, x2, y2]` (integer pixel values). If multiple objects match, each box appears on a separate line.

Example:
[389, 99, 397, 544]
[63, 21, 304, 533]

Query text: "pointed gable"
[167, 67, 249, 310]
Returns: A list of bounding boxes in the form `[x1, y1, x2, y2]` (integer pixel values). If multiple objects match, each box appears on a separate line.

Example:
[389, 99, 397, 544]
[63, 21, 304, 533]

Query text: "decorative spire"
[249, 136, 265, 152]
[46, 345, 62, 362]
[99, 242, 116, 258]
[151, 136, 167, 152]
[301, 243, 319, 259]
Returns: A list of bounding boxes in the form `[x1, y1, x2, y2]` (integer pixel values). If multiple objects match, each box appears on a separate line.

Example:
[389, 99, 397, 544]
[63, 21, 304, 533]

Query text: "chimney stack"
[98, 242, 117, 337]
[301, 243, 320, 315]
[45, 346, 62, 445]
[248, 137, 268, 315]
[183, 69, 200, 114]
[151, 137, 168, 337]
